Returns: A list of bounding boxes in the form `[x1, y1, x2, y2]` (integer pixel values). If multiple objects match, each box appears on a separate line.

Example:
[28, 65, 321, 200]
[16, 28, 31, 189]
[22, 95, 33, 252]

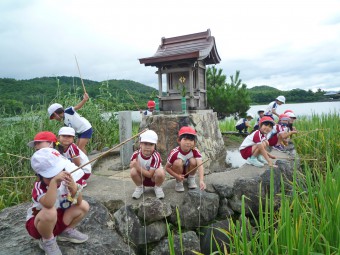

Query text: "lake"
[248, 101, 339, 117]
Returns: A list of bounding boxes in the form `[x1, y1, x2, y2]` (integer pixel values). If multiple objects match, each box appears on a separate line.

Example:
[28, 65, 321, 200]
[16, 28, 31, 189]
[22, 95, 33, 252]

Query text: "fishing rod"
[70, 129, 148, 174]
[125, 89, 141, 112]
[0, 129, 148, 180]
[74, 55, 87, 94]
[183, 158, 210, 177]
[6, 153, 30, 160]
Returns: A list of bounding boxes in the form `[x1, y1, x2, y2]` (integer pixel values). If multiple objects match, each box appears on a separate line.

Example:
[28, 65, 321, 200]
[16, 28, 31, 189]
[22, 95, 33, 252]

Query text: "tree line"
[0, 72, 329, 117]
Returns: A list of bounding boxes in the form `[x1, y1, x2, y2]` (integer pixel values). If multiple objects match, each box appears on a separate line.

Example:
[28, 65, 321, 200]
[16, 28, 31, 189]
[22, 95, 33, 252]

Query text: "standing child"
[253, 109, 265, 131]
[48, 93, 93, 154]
[130, 130, 165, 199]
[239, 117, 277, 168]
[264, 95, 286, 119]
[235, 113, 254, 134]
[26, 148, 89, 255]
[58, 127, 92, 188]
[165, 126, 206, 192]
[142, 100, 156, 116]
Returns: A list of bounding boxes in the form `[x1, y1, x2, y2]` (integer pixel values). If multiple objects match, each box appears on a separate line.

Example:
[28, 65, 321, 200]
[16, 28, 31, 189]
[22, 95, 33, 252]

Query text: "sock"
[42, 235, 54, 242]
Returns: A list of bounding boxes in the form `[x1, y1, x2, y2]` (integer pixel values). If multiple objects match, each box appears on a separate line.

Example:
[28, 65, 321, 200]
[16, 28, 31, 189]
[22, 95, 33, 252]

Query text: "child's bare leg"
[77, 138, 89, 154]
[63, 200, 89, 228]
[154, 168, 165, 186]
[35, 207, 58, 239]
[130, 167, 143, 186]
[172, 159, 184, 181]
[277, 134, 283, 146]
[187, 158, 198, 176]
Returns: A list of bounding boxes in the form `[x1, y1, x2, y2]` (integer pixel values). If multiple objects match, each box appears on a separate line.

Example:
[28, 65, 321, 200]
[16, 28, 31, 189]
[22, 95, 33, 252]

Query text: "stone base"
[139, 110, 226, 172]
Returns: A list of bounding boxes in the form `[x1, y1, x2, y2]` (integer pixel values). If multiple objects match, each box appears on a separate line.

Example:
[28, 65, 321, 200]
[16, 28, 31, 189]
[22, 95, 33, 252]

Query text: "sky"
[1, 0, 340, 92]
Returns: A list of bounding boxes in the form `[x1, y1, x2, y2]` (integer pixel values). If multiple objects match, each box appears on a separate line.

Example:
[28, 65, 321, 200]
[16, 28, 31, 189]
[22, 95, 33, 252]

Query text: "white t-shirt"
[64, 107, 92, 134]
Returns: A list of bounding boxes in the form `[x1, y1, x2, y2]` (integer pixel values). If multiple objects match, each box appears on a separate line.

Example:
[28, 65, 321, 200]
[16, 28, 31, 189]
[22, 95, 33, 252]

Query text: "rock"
[137, 197, 172, 223]
[0, 196, 133, 255]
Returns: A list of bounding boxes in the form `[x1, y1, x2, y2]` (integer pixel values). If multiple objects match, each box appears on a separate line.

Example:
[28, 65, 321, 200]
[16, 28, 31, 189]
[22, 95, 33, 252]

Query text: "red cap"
[178, 126, 197, 136]
[279, 114, 290, 121]
[259, 117, 275, 126]
[147, 100, 156, 108]
[27, 131, 57, 147]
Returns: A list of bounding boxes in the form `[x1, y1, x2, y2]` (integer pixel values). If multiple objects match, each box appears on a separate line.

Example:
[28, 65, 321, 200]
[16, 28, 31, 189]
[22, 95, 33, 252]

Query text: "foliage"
[0, 76, 157, 116]
[207, 67, 251, 119]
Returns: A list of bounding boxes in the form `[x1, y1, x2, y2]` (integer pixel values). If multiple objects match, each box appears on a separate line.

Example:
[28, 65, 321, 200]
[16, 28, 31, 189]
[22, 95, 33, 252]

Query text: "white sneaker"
[132, 185, 144, 199]
[257, 155, 268, 164]
[187, 176, 197, 189]
[175, 181, 184, 192]
[154, 186, 165, 199]
[246, 157, 264, 167]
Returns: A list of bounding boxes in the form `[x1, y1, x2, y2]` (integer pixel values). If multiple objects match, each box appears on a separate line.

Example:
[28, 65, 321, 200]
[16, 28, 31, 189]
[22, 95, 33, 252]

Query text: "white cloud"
[0, 0, 339, 91]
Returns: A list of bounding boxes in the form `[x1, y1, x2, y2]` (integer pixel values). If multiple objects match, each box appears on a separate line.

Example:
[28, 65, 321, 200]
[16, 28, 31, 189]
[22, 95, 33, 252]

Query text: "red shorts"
[143, 177, 155, 187]
[240, 146, 252, 159]
[268, 134, 278, 146]
[26, 208, 69, 239]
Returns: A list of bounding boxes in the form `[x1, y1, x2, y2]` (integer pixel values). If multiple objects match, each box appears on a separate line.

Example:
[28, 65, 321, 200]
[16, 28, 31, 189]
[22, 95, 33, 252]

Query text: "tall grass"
[191, 113, 340, 254]
[0, 88, 123, 210]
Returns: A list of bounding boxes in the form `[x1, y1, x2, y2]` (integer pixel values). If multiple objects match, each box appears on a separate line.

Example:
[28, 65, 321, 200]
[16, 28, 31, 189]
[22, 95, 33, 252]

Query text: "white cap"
[31, 148, 84, 181]
[257, 108, 265, 114]
[140, 130, 158, 144]
[246, 113, 254, 119]
[286, 112, 296, 118]
[58, 127, 75, 136]
[276, 95, 286, 104]
[48, 103, 63, 118]
[31, 148, 69, 178]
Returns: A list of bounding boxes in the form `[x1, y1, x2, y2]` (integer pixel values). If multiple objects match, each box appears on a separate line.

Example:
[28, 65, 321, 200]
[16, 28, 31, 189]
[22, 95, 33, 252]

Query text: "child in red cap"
[165, 126, 206, 192]
[142, 100, 156, 116]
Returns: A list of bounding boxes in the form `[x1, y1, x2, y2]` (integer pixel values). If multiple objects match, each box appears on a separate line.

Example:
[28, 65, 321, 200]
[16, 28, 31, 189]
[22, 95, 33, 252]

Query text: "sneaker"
[246, 157, 264, 168]
[132, 185, 144, 199]
[273, 145, 285, 152]
[81, 179, 87, 188]
[154, 186, 165, 199]
[257, 155, 268, 164]
[187, 176, 197, 189]
[58, 228, 88, 243]
[175, 181, 184, 192]
[38, 237, 62, 255]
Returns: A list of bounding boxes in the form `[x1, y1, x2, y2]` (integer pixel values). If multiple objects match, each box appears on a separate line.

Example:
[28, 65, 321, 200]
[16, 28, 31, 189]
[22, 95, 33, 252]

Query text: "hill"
[0, 77, 157, 116]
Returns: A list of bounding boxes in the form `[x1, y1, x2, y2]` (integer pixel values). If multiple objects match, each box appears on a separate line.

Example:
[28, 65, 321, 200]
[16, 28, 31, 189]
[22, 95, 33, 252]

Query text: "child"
[48, 93, 93, 154]
[284, 110, 297, 132]
[267, 114, 298, 152]
[253, 109, 265, 131]
[26, 147, 89, 254]
[58, 127, 92, 188]
[264, 95, 286, 119]
[130, 130, 165, 199]
[239, 117, 277, 168]
[27, 131, 58, 151]
[143, 100, 155, 116]
[235, 113, 254, 134]
[165, 126, 206, 192]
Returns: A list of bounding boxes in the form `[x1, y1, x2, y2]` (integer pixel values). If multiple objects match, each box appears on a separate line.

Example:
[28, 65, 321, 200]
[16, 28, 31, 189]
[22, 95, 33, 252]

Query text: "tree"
[207, 67, 251, 119]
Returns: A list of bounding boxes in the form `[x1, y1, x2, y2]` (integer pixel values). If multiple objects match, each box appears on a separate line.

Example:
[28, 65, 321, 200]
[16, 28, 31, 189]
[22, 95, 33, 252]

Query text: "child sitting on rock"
[27, 131, 58, 151]
[130, 130, 165, 199]
[26, 147, 89, 255]
[267, 114, 298, 152]
[165, 126, 206, 192]
[239, 117, 277, 168]
[57, 126, 92, 188]
[235, 113, 254, 134]
[252, 109, 265, 132]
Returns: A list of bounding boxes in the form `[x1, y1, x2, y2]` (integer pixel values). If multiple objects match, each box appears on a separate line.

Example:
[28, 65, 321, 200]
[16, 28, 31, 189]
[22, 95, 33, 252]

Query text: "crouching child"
[26, 148, 89, 255]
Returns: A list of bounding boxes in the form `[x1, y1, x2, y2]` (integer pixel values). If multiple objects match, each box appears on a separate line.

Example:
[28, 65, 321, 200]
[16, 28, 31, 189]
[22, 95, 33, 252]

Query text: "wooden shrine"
[139, 29, 221, 112]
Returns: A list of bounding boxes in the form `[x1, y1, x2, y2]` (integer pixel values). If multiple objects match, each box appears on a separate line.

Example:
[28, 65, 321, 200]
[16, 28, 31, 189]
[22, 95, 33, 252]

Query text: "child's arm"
[130, 159, 155, 178]
[74, 93, 89, 111]
[39, 171, 66, 208]
[196, 158, 206, 190]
